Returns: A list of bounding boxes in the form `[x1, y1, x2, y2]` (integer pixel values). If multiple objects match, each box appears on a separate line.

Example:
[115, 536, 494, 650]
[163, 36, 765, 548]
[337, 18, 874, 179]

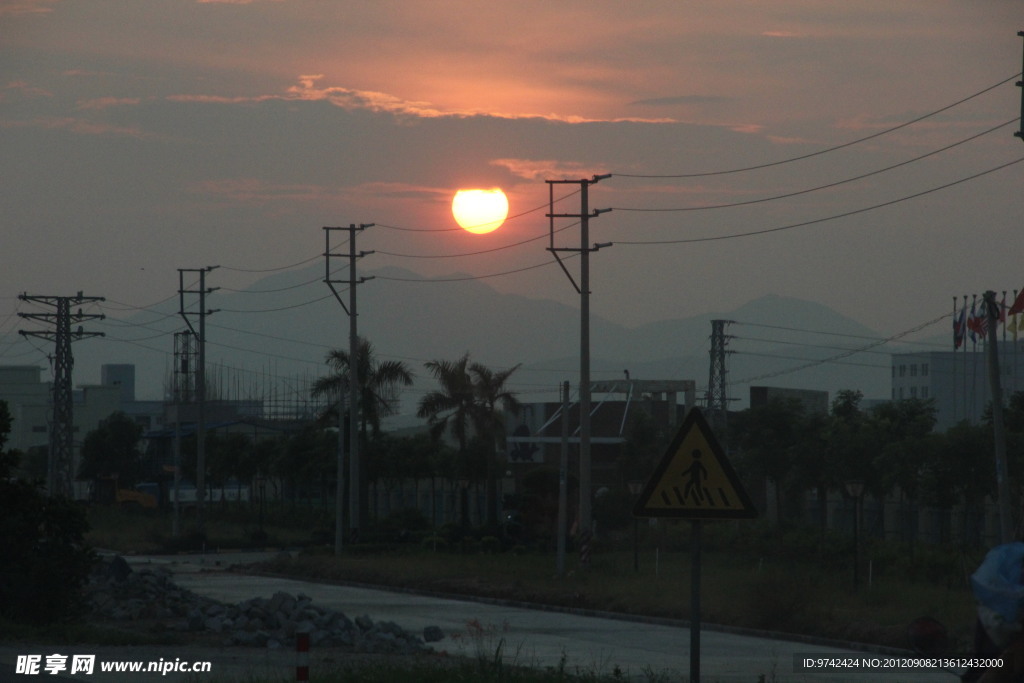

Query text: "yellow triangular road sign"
[633, 407, 756, 519]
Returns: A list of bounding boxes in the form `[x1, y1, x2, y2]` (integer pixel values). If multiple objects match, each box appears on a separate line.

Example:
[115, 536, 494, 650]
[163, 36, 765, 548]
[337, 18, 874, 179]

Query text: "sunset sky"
[2, 1, 1023, 378]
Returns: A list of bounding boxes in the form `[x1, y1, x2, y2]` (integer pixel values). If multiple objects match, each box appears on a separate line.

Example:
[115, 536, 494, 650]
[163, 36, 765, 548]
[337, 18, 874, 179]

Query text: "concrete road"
[154, 552, 945, 682]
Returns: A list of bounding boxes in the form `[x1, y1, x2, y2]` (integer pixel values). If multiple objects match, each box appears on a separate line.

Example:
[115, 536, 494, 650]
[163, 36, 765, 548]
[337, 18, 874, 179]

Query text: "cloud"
[490, 159, 609, 182]
[630, 95, 732, 107]
[167, 75, 674, 125]
[76, 97, 141, 111]
[0, 0, 59, 17]
[2, 80, 53, 100]
[189, 178, 329, 204]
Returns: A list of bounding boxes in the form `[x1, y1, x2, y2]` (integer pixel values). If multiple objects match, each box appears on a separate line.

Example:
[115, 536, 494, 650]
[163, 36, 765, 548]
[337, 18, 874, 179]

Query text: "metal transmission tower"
[705, 319, 734, 440]
[324, 224, 374, 543]
[17, 292, 105, 496]
[546, 175, 612, 555]
[178, 267, 218, 532]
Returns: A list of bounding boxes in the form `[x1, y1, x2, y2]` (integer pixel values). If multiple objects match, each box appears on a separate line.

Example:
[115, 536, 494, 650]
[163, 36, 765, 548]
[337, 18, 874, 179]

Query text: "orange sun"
[452, 189, 508, 234]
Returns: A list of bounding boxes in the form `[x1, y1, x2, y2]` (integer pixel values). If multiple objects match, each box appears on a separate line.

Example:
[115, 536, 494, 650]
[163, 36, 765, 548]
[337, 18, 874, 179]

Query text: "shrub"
[421, 535, 448, 552]
[480, 536, 501, 553]
[0, 454, 95, 625]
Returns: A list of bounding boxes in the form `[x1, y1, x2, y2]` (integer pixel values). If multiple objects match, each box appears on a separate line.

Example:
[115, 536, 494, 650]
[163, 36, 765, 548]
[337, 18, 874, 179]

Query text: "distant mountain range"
[6, 264, 921, 417]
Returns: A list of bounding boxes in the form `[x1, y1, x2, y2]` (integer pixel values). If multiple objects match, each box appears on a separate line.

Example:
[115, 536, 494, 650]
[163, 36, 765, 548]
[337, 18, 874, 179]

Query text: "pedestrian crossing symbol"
[633, 407, 757, 519]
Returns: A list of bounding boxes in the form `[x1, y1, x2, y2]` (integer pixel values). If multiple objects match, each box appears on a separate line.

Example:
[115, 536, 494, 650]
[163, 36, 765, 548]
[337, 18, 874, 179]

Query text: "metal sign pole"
[691, 519, 701, 683]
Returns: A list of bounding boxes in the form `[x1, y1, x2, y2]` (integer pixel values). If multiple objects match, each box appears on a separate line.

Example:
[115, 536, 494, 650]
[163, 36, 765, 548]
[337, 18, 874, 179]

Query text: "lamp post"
[845, 479, 865, 590]
[628, 480, 643, 572]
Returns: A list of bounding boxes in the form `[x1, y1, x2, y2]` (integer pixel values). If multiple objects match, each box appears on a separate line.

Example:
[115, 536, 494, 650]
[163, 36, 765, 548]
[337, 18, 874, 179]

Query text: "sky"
[2, 1, 1023, 392]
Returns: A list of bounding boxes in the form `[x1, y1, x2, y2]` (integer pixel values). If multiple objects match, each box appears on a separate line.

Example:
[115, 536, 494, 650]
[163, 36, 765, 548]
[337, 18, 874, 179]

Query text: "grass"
[81, 505, 984, 669]
[255, 526, 981, 654]
[84, 502, 317, 554]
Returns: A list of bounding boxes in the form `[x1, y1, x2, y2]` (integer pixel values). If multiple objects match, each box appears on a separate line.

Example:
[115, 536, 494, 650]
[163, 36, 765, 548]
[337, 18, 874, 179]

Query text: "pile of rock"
[84, 556, 444, 654]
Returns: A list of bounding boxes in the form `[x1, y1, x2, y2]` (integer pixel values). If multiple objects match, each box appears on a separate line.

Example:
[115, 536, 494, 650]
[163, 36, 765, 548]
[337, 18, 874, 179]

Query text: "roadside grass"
[0, 615, 186, 647]
[84, 506, 982, 655]
[85, 503, 313, 554]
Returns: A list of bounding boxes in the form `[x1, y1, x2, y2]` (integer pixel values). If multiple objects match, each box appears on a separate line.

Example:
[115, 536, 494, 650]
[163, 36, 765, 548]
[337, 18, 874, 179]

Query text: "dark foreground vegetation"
[82, 503, 982, 654]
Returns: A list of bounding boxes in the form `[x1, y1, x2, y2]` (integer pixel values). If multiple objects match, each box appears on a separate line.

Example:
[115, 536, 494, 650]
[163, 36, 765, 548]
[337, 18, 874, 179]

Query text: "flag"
[968, 299, 981, 343]
[954, 305, 967, 349]
[1009, 289, 1024, 316]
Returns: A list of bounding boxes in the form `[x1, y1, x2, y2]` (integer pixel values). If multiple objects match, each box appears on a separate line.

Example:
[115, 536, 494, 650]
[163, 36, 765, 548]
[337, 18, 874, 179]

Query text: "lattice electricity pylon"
[704, 319, 734, 440]
[173, 330, 197, 404]
[18, 293, 105, 497]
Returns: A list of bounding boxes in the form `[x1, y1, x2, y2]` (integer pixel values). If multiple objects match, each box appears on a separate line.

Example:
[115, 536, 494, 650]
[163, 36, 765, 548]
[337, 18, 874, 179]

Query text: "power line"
[612, 73, 1021, 179]
[375, 220, 580, 260]
[374, 255, 574, 283]
[220, 253, 322, 273]
[736, 350, 889, 371]
[733, 321, 950, 348]
[610, 119, 1017, 212]
[614, 156, 1024, 246]
[375, 189, 581, 233]
[732, 312, 950, 384]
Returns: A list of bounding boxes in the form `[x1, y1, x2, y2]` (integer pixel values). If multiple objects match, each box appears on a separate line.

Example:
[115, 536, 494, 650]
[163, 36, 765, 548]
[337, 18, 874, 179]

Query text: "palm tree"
[417, 353, 475, 526]
[469, 361, 521, 529]
[417, 352, 520, 529]
[312, 337, 414, 438]
[312, 337, 414, 529]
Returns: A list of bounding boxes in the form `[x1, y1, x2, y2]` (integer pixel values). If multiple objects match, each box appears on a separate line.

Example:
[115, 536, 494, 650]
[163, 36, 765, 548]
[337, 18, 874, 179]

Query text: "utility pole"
[179, 267, 218, 534]
[705, 320, 734, 443]
[546, 175, 611, 559]
[983, 291, 1012, 542]
[172, 330, 197, 538]
[18, 292, 105, 497]
[324, 224, 374, 541]
[1016, 31, 1023, 142]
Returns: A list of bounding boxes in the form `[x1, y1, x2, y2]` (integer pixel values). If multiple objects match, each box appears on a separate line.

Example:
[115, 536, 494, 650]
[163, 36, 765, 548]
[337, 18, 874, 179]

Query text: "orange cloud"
[3, 80, 53, 100]
[490, 159, 609, 182]
[166, 74, 675, 124]
[76, 97, 141, 110]
[0, 0, 59, 16]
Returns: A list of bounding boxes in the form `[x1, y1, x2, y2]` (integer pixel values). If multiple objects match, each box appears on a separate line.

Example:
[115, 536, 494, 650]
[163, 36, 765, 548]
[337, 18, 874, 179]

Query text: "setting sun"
[452, 189, 508, 234]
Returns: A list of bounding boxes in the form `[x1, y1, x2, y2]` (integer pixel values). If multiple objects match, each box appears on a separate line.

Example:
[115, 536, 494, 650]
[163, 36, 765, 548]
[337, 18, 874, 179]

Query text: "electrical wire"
[614, 156, 1024, 246]
[610, 119, 1017, 213]
[217, 292, 336, 314]
[375, 220, 579, 260]
[220, 253, 322, 273]
[375, 188, 581, 233]
[374, 255, 572, 283]
[611, 73, 1021, 179]
[731, 312, 950, 384]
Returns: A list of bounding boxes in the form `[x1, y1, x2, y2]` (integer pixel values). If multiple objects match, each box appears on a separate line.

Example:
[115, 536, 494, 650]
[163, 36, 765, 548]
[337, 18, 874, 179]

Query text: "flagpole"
[1014, 289, 1020, 391]
[953, 296, 959, 423]
[971, 294, 978, 420]
[958, 294, 966, 421]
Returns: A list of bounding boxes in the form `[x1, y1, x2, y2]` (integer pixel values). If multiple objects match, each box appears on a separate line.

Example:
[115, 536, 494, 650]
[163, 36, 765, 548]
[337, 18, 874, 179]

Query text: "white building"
[890, 346, 1023, 431]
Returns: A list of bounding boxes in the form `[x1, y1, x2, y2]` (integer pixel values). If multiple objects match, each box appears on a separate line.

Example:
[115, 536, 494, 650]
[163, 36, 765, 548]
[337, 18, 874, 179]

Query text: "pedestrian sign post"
[631, 407, 757, 683]
[633, 406, 755, 520]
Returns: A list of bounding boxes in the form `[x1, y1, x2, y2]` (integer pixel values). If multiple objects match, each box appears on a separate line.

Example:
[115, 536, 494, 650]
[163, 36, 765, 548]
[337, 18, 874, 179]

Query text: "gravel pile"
[84, 556, 444, 653]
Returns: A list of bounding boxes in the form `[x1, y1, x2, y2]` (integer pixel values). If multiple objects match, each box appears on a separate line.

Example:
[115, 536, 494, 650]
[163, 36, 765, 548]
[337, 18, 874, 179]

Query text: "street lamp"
[628, 480, 644, 572]
[844, 479, 865, 590]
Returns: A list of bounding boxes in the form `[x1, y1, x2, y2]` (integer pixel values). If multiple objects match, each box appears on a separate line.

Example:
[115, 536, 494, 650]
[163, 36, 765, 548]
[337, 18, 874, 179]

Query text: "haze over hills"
[4, 264, 932, 417]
